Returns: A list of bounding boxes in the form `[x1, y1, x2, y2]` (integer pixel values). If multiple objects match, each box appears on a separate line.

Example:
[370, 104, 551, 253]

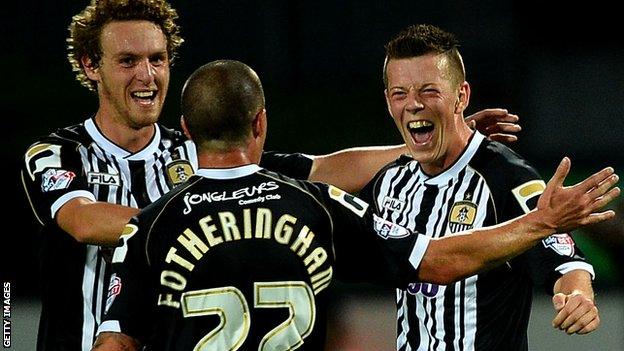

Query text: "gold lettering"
[199, 215, 223, 247]
[165, 247, 195, 272]
[157, 293, 180, 308]
[291, 226, 314, 256]
[255, 208, 272, 239]
[310, 266, 333, 294]
[304, 247, 327, 274]
[274, 214, 297, 244]
[160, 270, 187, 291]
[219, 212, 241, 241]
[243, 208, 252, 239]
[178, 228, 209, 260]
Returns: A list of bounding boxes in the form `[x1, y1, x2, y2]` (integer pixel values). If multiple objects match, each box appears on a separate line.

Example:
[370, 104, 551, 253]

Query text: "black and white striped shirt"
[361, 132, 593, 351]
[22, 118, 197, 351]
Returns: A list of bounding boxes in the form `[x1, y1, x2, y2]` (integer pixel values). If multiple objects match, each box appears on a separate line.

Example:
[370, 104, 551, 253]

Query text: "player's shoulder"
[471, 139, 541, 182]
[157, 123, 189, 146]
[24, 122, 92, 157]
[257, 168, 321, 195]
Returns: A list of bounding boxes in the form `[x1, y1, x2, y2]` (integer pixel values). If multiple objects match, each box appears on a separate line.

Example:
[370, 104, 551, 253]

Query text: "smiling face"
[385, 53, 471, 175]
[84, 20, 170, 130]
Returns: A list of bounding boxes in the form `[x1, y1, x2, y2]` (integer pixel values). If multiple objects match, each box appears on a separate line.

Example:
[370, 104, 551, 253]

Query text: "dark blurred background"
[3, 0, 623, 349]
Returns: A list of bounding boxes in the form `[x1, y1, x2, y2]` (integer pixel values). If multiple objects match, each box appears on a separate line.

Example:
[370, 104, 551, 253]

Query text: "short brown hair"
[67, 0, 183, 91]
[383, 24, 465, 88]
[181, 60, 265, 151]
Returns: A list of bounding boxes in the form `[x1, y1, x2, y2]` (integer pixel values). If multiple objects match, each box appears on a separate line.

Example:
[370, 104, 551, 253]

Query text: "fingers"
[581, 210, 616, 226]
[577, 316, 601, 334]
[576, 167, 616, 193]
[552, 293, 567, 312]
[546, 157, 571, 189]
[587, 173, 619, 199]
[478, 109, 519, 123]
[485, 122, 522, 133]
[552, 294, 600, 335]
[486, 133, 518, 143]
[465, 109, 519, 124]
[591, 187, 621, 209]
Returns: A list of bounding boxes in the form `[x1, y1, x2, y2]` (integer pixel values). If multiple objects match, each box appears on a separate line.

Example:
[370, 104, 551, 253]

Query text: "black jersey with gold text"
[21, 117, 315, 351]
[98, 165, 430, 350]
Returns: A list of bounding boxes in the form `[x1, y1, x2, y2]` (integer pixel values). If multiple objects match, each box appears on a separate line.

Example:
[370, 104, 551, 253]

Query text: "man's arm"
[309, 145, 407, 193]
[414, 158, 619, 285]
[310, 109, 521, 192]
[56, 198, 139, 246]
[92, 332, 140, 351]
[551, 270, 599, 334]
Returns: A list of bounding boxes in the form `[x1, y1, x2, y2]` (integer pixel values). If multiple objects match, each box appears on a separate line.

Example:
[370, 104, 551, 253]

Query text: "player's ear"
[454, 82, 471, 114]
[81, 55, 100, 81]
[252, 108, 267, 139]
[384, 88, 393, 117]
[180, 115, 192, 140]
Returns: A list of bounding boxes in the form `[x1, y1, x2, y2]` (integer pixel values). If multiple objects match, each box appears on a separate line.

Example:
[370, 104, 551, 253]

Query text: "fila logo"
[88, 172, 121, 186]
[382, 196, 405, 212]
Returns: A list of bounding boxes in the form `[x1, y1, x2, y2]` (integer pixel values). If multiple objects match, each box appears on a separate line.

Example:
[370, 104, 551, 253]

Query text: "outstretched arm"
[551, 270, 599, 334]
[309, 145, 407, 193]
[57, 198, 139, 246]
[309, 109, 520, 193]
[415, 158, 619, 284]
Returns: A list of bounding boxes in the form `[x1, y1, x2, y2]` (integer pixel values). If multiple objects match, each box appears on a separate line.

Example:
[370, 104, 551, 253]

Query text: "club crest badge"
[166, 160, 194, 186]
[448, 201, 477, 233]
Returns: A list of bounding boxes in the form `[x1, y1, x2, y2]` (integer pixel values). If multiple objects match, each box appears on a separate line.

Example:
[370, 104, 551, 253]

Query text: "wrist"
[522, 210, 558, 239]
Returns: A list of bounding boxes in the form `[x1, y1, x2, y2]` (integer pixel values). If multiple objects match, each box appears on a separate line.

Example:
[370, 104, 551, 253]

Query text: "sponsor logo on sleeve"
[41, 169, 76, 192]
[542, 233, 575, 257]
[166, 160, 194, 186]
[105, 274, 122, 313]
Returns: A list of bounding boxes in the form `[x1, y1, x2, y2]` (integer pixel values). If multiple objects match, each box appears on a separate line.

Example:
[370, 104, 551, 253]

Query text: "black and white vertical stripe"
[375, 134, 492, 351]
[74, 119, 196, 351]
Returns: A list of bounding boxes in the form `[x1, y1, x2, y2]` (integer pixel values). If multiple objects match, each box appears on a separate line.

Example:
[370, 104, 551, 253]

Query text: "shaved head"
[181, 60, 265, 151]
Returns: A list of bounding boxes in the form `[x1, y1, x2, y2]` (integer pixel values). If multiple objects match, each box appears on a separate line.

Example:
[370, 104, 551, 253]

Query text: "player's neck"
[94, 113, 156, 153]
[197, 150, 257, 169]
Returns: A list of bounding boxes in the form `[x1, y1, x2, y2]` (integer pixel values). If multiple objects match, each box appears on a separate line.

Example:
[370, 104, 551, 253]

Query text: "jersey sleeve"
[98, 216, 155, 343]
[21, 139, 94, 226]
[259, 151, 313, 180]
[312, 182, 430, 287]
[502, 162, 594, 291]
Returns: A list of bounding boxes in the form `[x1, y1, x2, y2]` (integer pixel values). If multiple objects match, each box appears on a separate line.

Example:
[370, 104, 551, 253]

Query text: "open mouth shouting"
[131, 90, 158, 106]
[407, 120, 435, 146]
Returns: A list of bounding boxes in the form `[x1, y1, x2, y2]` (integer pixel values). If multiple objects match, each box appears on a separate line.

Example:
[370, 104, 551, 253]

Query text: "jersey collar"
[422, 131, 485, 186]
[84, 118, 162, 160]
[196, 164, 262, 179]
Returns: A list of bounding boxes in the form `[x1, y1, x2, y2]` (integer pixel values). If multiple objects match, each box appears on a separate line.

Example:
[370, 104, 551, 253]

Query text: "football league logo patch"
[542, 234, 575, 257]
[105, 274, 122, 313]
[373, 215, 410, 239]
[41, 169, 75, 192]
[448, 201, 477, 233]
[166, 160, 194, 186]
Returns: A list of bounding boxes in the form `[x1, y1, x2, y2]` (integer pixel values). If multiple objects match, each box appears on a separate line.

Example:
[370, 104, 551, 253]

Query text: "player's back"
[104, 165, 337, 350]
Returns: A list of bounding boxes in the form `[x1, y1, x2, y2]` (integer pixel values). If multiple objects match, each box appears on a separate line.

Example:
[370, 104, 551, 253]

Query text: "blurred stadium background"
[3, 1, 622, 350]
